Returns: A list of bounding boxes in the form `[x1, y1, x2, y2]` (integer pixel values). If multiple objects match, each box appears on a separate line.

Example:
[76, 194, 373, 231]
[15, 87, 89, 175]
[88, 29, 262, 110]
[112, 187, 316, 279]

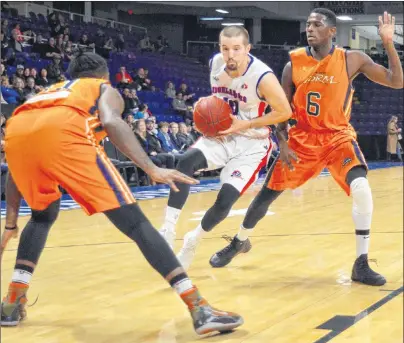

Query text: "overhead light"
[216, 9, 229, 14]
[337, 16, 353, 21]
[221, 23, 244, 26]
[200, 17, 223, 21]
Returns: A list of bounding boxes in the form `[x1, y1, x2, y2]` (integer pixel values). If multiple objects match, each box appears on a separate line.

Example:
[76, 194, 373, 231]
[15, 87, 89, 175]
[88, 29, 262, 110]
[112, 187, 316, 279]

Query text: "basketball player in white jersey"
[159, 26, 293, 270]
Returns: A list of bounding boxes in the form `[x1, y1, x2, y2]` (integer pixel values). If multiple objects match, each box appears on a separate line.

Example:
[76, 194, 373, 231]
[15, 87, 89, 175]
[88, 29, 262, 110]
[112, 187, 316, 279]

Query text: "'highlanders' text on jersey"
[209, 53, 273, 138]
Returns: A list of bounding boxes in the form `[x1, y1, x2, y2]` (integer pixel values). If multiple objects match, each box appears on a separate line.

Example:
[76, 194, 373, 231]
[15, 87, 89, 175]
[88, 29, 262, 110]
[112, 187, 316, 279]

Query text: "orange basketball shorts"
[268, 128, 367, 195]
[5, 107, 136, 215]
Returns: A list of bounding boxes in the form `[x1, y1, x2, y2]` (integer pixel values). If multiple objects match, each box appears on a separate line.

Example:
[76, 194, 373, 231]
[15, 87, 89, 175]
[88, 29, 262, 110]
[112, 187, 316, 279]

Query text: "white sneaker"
[176, 231, 200, 271]
[159, 226, 176, 250]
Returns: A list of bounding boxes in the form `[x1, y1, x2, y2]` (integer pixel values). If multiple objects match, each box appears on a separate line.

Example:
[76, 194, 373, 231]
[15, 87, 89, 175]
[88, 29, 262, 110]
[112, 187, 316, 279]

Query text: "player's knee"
[213, 183, 240, 213]
[31, 199, 60, 225]
[350, 177, 373, 213]
[176, 148, 207, 175]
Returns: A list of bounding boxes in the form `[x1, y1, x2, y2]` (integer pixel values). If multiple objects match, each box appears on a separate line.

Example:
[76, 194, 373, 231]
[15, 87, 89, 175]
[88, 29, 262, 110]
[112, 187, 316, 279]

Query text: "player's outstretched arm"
[98, 85, 198, 191]
[350, 12, 403, 89]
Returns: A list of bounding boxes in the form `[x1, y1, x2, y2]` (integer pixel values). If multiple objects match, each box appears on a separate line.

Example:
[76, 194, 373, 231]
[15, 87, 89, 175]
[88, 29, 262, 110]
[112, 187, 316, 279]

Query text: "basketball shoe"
[176, 231, 202, 271]
[181, 286, 243, 335]
[209, 235, 252, 268]
[1, 283, 29, 326]
[351, 254, 386, 286]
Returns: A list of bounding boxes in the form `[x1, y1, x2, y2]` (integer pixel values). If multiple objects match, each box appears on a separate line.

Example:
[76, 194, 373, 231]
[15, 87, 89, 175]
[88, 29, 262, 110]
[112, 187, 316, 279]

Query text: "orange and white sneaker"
[181, 286, 243, 335]
[1, 283, 29, 326]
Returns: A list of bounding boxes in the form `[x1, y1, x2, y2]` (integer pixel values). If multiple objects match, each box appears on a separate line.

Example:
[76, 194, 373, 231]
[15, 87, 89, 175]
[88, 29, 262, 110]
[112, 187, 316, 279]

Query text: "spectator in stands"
[169, 122, 182, 151]
[177, 82, 195, 105]
[190, 121, 202, 141]
[46, 56, 64, 84]
[134, 67, 152, 91]
[172, 93, 192, 120]
[1, 76, 18, 104]
[12, 65, 24, 83]
[47, 12, 60, 33]
[12, 77, 26, 104]
[115, 66, 135, 89]
[125, 113, 135, 128]
[63, 40, 73, 61]
[157, 122, 179, 154]
[165, 81, 176, 99]
[43, 37, 63, 60]
[122, 88, 140, 115]
[36, 68, 50, 87]
[178, 122, 195, 150]
[1, 19, 9, 37]
[29, 67, 38, 83]
[63, 27, 72, 41]
[0, 63, 5, 77]
[139, 35, 154, 52]
[156, 35, 169, 53]
[78, 34, 95, 50]
[146, 116, 158, 135]
[134, 103, 149, 120]
[387, 116, 402, 161]
[115, 33, 125, 52]
[9, 29, 22, 53]
[24, 76, 40, 98]
[23, 67, 31, 81]
[134, 119, 175, 169]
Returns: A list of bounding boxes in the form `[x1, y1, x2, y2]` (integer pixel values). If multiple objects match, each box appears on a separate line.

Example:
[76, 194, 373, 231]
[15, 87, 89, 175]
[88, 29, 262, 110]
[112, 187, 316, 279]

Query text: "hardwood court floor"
[1, 166, 403, 343]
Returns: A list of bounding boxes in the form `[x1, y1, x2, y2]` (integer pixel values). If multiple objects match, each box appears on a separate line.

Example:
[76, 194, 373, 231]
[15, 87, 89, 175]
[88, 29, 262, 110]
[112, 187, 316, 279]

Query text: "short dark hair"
[67, 52, 108, 79]
[311, 8, 337, 27]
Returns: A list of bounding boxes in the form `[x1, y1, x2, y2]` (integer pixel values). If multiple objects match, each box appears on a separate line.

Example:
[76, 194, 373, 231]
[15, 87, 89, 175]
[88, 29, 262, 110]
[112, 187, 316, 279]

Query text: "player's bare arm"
[98, 84, 199, 191]
[1, 173, 22, 259]
[219, 73, 292, 134]
[274, 61, 299, 170]
[348, 12, 403, 89]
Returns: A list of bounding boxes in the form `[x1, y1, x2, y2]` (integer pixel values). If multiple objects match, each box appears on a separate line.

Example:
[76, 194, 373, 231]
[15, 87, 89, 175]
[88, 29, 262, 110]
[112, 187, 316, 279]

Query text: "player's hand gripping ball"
[193, 96, 233, 137]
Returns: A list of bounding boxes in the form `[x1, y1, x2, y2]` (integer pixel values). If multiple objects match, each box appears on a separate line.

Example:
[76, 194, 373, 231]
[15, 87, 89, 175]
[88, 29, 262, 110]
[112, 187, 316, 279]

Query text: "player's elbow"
[391, 79, 404, 89]
[280, 109, 293, 121]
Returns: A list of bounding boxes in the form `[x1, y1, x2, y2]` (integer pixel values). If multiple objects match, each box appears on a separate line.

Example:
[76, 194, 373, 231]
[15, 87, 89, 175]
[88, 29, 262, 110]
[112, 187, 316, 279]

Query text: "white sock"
[188, 223, 206, 240]
[12, 269, 32, 285]
[163, 206, 182, 232]
[236, 224, 252, 241]
[351, 177, 373, 258]
[172, 277, 193, 295]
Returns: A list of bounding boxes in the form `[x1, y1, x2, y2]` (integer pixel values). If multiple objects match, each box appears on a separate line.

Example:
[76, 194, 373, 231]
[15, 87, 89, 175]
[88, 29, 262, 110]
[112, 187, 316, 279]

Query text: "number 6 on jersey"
[306, 91, 321, 117]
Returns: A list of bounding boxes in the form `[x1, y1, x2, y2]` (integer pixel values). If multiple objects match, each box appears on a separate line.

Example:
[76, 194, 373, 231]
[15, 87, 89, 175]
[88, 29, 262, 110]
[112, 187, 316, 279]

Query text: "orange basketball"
[193, 96, 233, 137]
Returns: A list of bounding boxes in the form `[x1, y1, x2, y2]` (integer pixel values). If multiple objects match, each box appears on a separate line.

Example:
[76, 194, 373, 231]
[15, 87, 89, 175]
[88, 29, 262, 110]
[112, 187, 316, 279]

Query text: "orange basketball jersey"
[13, 78, 109, 141]
[290, 46, 355, 132]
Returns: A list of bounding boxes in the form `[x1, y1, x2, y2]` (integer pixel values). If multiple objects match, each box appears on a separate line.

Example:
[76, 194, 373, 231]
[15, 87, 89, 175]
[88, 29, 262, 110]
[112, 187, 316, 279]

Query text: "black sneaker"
[181, 286, 244, 335]
[209, 235, 252, 268]
[351, 254, 386, 286]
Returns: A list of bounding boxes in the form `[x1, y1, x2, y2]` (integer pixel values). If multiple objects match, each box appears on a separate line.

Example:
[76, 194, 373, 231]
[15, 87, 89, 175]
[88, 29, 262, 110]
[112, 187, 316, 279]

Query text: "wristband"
[5, 226, 17, 231]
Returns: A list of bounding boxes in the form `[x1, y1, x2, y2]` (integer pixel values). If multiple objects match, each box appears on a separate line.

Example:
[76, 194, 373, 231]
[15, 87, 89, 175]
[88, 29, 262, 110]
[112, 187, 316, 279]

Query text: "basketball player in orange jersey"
[0, 52, 244, 334]
[211, 9, 403, 286]
[158, 26, 293, 270]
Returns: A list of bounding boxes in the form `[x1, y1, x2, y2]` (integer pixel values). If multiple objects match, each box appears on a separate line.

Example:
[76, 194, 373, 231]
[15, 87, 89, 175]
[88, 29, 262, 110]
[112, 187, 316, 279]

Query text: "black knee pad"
[346, 165, 367, 186]
[176, 148, 208, 176]
[214, 183, 240, 212]
[31, 198, 61, 225]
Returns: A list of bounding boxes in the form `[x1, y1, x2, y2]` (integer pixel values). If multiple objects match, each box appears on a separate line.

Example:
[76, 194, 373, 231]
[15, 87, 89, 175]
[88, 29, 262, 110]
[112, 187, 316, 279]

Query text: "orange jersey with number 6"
[290, 46, 355, 133]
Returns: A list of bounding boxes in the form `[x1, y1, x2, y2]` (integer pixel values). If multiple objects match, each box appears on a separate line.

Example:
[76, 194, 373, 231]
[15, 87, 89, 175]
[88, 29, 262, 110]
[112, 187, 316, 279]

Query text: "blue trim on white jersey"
[256, 70, 273, 101]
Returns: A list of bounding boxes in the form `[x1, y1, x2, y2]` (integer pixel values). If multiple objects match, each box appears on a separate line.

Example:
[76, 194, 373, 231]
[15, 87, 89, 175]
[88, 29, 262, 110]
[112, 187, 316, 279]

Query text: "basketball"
[193, 96, 233, 137]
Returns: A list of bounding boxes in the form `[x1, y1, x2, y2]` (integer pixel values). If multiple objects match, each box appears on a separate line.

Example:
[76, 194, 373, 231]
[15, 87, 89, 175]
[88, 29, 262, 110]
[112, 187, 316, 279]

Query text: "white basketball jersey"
[209, 53, 273, 138]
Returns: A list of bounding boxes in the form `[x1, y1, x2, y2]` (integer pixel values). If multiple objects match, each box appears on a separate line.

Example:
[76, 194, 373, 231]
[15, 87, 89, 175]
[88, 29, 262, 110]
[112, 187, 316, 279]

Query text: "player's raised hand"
[378, 11, 395, 43]
[218, 115, 250, 135]
[148, 167, 199, 192]
[279, 141, 299, 171]
[0, 226, 19, 261]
